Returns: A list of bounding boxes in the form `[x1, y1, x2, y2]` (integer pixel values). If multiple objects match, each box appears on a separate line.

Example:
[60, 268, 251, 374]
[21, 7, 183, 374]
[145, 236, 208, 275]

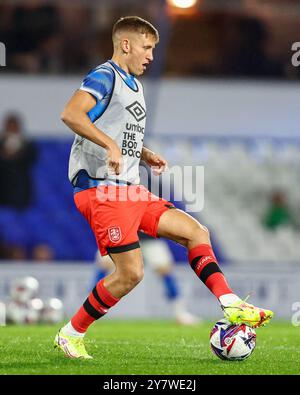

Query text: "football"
[210, 319, 256, 361]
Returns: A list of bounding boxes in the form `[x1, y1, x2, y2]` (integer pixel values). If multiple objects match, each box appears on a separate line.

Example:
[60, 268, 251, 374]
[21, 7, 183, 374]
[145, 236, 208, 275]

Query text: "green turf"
[0, 320, 299, 375]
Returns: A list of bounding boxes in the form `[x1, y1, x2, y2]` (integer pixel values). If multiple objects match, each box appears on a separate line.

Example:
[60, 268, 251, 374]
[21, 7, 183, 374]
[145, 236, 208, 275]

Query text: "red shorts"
[74, 185, 175, 256]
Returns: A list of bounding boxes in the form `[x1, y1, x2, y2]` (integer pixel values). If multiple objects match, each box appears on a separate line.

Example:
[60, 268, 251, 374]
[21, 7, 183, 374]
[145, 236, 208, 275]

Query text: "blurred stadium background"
[0, 0, 300, 323]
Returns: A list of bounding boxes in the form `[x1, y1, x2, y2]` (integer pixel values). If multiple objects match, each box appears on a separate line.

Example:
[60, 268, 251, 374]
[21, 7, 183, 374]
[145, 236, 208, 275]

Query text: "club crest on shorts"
[108, 226, 122, 243]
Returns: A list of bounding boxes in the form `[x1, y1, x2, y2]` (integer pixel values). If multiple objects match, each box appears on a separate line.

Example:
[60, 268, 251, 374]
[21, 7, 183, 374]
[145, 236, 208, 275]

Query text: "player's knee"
[129, 267, 144, 285]
[200, 224, 210, 236]
[122, 266, 144, 292]
[188, 223, 210, 246]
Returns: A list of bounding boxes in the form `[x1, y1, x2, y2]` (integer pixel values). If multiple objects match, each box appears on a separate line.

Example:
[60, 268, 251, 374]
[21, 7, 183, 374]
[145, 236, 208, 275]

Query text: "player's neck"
[110, 56, 130, 75]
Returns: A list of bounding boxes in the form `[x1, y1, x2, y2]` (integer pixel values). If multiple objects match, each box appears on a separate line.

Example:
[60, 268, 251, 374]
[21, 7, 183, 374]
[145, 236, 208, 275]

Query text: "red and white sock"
[65, 279, 119, 335]
[188, 244, 240, 304]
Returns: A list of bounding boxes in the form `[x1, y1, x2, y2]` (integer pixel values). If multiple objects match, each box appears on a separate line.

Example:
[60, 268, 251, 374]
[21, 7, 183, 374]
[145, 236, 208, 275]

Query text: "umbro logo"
[126, 101, 146, 122]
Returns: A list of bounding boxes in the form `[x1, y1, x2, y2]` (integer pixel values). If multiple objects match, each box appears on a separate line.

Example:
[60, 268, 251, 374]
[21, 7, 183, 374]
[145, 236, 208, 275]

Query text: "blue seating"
[0, 139, 96, 261]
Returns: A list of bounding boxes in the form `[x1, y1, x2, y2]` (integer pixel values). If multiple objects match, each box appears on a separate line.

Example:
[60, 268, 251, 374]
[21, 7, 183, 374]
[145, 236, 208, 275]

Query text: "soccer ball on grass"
[210, 319, 256, 361]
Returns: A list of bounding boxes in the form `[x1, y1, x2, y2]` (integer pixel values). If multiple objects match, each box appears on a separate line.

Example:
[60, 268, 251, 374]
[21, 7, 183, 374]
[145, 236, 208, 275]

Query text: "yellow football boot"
[222, 298, 274, 328]
[54, 329, 93, 359]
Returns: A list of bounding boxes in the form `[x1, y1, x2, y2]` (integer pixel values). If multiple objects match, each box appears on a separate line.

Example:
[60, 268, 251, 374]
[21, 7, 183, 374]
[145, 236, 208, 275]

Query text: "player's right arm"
[61, 90, 122, 175]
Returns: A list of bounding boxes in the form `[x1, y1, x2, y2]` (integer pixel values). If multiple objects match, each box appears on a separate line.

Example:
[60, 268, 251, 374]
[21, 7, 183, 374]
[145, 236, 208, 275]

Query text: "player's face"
[127, 34, 156, 76]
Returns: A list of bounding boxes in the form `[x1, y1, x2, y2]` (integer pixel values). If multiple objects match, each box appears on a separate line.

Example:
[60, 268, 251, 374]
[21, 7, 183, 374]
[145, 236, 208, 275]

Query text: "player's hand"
[106, 142, 123, 175]
[146, 152, 168, 175]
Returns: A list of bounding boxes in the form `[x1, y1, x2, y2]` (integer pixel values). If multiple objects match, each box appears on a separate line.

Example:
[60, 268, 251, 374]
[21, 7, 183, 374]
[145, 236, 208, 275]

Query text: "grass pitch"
[0, 320, 299, 375]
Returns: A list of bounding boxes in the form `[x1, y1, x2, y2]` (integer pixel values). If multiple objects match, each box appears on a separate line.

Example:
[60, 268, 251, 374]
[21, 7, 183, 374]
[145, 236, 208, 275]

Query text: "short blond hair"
[112, 16, 159, 43]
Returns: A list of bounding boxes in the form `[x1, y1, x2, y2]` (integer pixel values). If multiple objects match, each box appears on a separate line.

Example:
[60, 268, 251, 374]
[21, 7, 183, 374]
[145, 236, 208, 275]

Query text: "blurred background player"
[263, 189, 294, 231]
[0, 112, 37, 259]
[0, 113, 37, 210]
[91, 237, 200, 325]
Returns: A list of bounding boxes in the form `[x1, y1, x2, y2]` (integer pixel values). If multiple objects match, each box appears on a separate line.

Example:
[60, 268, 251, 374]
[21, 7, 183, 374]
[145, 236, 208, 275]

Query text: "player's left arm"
[141, 146, 168, 175]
